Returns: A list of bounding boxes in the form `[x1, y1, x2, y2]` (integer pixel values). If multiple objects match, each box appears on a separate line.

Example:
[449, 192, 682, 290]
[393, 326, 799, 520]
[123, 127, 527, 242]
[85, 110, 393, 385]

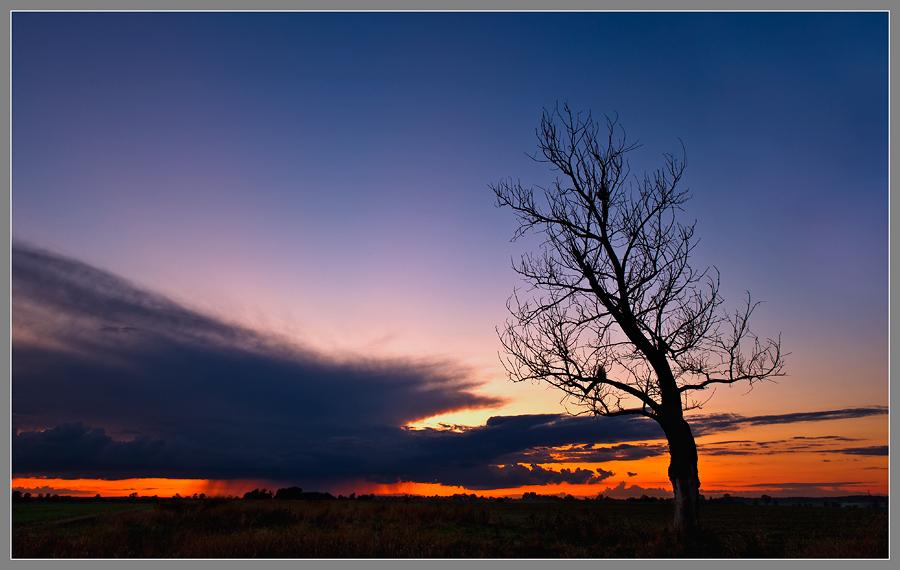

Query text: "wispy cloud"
[742, 481, 863, 488]
[828, 445, 888, 456]
[688, 408, 888, 434]
[696, 436, 886, 457]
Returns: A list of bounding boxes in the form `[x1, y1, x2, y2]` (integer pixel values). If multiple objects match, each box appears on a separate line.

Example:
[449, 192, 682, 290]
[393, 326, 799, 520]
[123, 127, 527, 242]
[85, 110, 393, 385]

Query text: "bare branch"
[492, 107, 785, 420]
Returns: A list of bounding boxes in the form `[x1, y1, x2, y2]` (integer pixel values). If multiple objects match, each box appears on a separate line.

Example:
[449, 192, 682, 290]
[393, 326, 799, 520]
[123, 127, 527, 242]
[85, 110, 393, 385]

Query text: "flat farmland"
[11, 498, 888, 558]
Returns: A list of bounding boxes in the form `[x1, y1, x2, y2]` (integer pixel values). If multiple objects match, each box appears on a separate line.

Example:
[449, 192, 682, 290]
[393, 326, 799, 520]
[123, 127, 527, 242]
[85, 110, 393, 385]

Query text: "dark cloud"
[697, 435, 869, 457]
[698, 482, 871, 498]
[353, 414, 663, 487]
[11, 244, 888, 491]
[690, 407, 888, 434]
[14, 244, 500, 435]
[12, 244, 502, 483]
[744, 408, 888, 424]
[11, 485, 87, 496]
[13, 423, 172, 478]
[828, 445, 888, 456]
[742, 481, 862, 490]
[696, 436, 887, 458]
[440, 464, 614, 490]
[509, 443, 667, 464]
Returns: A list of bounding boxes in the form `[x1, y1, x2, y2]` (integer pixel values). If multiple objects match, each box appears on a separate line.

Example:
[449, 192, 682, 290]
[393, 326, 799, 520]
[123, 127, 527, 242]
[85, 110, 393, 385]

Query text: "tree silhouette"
[242, 488, 273, 500]
[491, 106, 785, 535]
[274, 486, 305, 500]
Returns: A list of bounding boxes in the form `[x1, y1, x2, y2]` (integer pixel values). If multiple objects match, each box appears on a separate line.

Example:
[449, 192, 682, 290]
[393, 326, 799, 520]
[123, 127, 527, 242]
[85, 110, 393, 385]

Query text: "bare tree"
[491, 106, 785, 535]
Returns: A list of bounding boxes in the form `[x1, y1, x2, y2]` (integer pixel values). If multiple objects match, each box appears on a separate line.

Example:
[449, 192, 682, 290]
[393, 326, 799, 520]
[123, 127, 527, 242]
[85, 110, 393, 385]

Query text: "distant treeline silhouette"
[10, 489, 887, 509]
[243, 487, 337, 501]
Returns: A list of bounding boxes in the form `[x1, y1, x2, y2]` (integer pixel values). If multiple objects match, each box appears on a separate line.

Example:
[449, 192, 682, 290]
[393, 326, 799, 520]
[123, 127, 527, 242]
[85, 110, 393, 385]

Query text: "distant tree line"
[242, 487, 338, 501]
[11, 489, 887, 510]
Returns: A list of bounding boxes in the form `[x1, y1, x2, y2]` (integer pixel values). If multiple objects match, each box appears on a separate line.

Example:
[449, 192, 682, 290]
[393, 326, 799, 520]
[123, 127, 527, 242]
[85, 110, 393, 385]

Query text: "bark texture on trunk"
[665, 418, 700, 536]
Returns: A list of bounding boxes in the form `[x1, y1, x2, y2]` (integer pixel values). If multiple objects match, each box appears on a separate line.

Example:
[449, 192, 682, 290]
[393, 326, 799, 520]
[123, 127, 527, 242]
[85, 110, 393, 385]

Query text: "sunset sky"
[11, 12, 888, 499]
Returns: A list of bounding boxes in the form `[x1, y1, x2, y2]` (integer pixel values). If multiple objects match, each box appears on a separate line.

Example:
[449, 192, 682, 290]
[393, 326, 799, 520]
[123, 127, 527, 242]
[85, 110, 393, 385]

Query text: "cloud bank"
[12, 244, 888, 491]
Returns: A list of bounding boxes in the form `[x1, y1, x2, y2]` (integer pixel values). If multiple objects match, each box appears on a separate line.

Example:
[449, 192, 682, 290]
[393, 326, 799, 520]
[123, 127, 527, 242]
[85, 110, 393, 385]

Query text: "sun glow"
[10, 478, 272, 498]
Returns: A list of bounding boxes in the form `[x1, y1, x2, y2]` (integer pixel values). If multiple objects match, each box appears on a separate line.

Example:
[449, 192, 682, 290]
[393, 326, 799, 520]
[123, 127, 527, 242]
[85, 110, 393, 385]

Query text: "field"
[11, 497, 888, 558]
[12, 501, 155, 526]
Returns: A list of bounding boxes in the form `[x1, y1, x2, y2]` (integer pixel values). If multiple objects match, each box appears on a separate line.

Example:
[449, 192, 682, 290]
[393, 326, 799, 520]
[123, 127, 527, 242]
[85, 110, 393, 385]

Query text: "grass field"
[12, 498, 888, 558]
[12, 501, 155, 526]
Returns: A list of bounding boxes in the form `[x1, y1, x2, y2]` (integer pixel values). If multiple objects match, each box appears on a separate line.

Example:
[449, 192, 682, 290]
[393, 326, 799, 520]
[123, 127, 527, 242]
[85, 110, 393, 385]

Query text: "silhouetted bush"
[274, 487, 304, 500]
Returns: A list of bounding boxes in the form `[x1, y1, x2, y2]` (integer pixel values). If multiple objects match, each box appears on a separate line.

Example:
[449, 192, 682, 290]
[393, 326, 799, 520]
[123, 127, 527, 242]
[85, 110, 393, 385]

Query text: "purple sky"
[13, 12, 887, 425]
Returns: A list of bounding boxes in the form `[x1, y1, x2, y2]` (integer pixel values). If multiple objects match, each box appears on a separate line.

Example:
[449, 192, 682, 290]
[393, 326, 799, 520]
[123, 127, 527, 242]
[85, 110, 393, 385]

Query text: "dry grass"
[12, 498, 888, 558]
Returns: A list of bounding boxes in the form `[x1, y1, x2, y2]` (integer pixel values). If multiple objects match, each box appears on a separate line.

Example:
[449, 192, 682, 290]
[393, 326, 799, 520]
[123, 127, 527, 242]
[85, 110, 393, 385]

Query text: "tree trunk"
[665, 418, 700, 537]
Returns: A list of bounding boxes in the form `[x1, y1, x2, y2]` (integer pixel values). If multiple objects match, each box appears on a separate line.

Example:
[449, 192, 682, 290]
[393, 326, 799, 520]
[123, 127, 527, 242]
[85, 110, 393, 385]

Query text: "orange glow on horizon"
[404, 405, 506, 431]
[10, 477, 272, 498]
[11, 416, 888, 499]
[12, 458, 885, 500]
